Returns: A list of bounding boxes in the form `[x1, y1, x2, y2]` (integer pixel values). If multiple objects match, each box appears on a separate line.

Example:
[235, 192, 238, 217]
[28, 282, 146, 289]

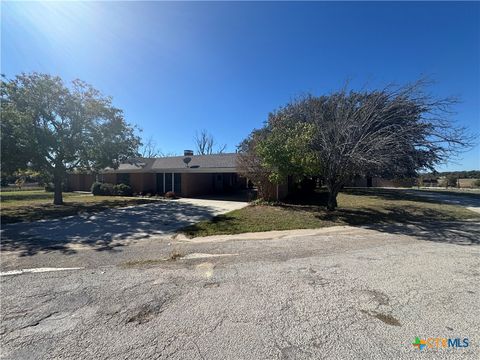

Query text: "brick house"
[67, 152, 252, 197]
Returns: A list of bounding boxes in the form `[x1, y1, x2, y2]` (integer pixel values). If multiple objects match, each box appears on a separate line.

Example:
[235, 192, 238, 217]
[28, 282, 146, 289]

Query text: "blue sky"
[2, 1, 479, 171]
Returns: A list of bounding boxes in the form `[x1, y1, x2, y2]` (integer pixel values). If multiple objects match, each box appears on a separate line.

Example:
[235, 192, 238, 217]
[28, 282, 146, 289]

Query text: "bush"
[91, 182, 102, 195]
[165, 191, 177, 199]
[113, 183, 133, 196]
[473, 179, 480, 188]
[91, 182, 115, 196]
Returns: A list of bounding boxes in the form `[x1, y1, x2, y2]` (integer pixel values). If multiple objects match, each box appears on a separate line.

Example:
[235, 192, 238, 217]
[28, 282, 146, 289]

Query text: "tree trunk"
[53, 172, 63, 205]
[327, 189, 338, 211]
[326, 180, 341, 211]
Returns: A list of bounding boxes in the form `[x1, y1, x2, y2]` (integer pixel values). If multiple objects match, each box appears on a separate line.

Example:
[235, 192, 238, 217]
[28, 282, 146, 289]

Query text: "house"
[67, 151, 251, 197]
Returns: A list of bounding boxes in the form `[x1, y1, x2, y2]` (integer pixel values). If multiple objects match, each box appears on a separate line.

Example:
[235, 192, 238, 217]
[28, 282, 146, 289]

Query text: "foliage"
[1, 73, 140, 205]
[473, 179, 480, 188]
[91, 182, 114, 196]
[91, 182, 103, 195]
[420, 170, 480, 179]
[165, 191, 177, 199]
[241, 79, 472, 210]
[113, 183, 133, 196]
[445, 174, 458, 188]
[237, 128, 277, 201]
[256, 120, 320, 183]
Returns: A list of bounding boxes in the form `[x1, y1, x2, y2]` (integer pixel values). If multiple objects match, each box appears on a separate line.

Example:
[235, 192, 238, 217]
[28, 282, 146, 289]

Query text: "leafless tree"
[194, 130, 227, 155]
[217, 143, 227, 154]
[140, 136, 162, 158]
[242, 78, 473, 209]
[296, 79, 472, 209]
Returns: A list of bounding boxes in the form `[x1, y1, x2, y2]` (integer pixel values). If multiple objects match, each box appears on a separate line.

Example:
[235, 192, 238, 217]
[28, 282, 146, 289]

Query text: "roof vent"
[184, 150, 194, 156]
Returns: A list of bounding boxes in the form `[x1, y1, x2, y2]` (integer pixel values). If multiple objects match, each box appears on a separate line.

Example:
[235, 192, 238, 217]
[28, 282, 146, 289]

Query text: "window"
[117, 173, 130, 185]
[174, 173, 181, 194]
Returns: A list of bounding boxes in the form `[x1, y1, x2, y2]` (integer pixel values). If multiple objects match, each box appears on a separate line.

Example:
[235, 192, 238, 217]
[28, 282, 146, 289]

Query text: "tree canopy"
[239, 79, 472, 210]
[1, 73, 141, 204]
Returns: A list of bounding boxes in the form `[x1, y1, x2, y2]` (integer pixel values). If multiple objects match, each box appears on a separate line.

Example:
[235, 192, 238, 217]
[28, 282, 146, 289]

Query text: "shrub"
[113, 183, 133, 196]
[91, 182, 115, 196]
[91, 182, 102, 195]
[165, 191, 177, 199]
[473, 179, 480, 188]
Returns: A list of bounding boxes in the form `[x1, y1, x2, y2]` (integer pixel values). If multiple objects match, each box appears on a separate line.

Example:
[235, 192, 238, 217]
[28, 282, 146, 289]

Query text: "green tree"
[243, 79, 472, 210]
[256, 119, 320, 184]
[1, 73, 140, 204]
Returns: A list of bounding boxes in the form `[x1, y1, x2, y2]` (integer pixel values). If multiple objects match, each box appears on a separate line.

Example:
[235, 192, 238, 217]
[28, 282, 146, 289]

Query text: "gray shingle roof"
[103, 153, 238, 173]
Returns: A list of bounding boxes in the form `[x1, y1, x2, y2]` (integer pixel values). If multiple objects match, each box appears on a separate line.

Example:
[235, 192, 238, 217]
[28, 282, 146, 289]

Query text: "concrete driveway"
[1, 225, 479, 359]
[1, 198, 247, 256]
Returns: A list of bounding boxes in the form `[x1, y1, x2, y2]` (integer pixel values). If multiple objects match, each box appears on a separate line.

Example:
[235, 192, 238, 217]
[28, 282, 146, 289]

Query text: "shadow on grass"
[1, 201, 220, 256]
[183, 190, 480, 246]
[317, 206, 480, 246]
[286, 190, 480, 245]
[343, 188, 480, 208]
[181, 214, 238, 238]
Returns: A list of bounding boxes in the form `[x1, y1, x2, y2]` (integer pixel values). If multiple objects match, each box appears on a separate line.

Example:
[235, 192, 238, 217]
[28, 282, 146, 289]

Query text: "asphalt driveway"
[0, 198, 247, 256]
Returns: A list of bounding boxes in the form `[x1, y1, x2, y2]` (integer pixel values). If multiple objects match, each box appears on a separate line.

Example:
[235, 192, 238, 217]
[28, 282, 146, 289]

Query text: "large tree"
[242, 80, 472, 210]
[1, 73, 140, 205]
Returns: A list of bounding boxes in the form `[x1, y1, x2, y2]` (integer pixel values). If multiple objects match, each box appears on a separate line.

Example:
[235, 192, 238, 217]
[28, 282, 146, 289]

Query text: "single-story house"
[67, 151, 254, 198]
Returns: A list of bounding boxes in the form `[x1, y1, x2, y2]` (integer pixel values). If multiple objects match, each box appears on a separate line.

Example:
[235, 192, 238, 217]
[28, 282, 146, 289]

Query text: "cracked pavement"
[1, 223, 479, 359]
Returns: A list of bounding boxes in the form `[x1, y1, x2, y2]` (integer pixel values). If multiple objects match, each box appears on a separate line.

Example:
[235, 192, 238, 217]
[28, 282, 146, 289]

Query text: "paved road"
[1, 223, 479, 359]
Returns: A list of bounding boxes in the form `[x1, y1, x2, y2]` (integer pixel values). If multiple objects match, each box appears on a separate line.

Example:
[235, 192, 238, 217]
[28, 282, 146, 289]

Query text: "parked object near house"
[67, 152, 252, 198]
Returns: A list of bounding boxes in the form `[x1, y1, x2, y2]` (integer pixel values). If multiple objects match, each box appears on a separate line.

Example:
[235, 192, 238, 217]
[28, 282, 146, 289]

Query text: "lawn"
[180, 188, 480, 237]
[1, 190, 154, 224]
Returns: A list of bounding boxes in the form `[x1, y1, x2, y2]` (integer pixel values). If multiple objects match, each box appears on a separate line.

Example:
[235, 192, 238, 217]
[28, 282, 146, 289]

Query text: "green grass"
[180, 189, 480, 238]
[1, 190, 154, 224]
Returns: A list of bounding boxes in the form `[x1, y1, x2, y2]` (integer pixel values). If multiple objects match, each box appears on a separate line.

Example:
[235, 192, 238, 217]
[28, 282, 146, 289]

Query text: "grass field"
[181, 188, 480, 237]
[1, 190, 154, 224]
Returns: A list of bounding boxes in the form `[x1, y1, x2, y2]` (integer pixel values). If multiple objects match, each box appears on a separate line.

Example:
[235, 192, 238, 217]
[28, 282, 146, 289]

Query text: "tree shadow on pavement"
[1, 201, 218, 256]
